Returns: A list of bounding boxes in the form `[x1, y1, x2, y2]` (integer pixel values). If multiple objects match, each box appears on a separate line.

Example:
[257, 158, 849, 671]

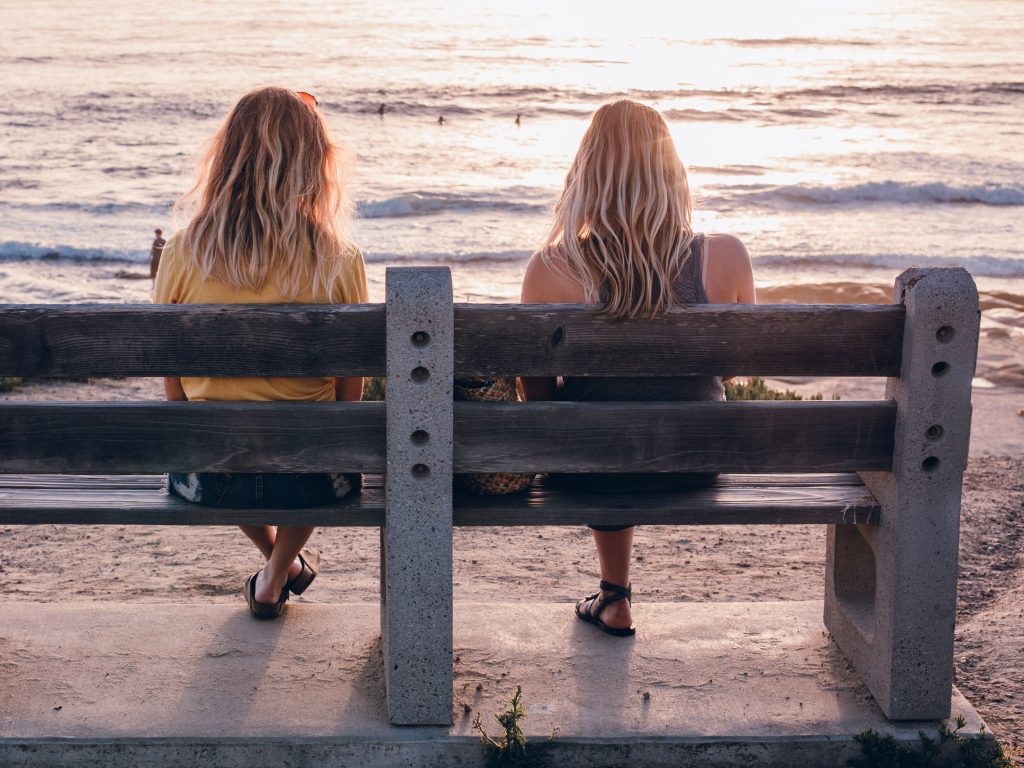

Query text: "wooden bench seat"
[0, 472, 881, 527]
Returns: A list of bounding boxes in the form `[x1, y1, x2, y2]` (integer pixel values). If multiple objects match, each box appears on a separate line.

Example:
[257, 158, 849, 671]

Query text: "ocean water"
[1, 0, 1023, 304]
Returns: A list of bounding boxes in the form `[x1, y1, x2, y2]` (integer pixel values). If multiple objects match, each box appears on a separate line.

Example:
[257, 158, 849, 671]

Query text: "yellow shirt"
[153, 235, 368, 402]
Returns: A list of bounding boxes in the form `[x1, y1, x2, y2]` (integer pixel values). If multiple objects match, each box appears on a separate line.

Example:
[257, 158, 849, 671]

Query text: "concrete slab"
[0, 600, 989, 767]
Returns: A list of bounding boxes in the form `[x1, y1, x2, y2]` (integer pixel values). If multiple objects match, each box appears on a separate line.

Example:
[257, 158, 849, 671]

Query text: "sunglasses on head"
[295, 91, 318, 109]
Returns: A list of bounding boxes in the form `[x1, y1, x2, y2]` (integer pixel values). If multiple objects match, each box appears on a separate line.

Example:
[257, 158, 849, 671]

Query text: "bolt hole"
[411, 331, 431, 348]
[922, 456, 940, 472]
[551, 326, 564, 346]
[931, 361, 949, 377]
[410, 429, 430, 445]
[936, 326, 955, 343]
[925, 424, 944, 441]
[411, 366, 430, 383]
[411, 463, 430, 478]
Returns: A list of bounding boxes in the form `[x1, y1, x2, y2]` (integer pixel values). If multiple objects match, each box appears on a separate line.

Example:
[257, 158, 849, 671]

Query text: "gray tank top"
[560, 234, 726, 403]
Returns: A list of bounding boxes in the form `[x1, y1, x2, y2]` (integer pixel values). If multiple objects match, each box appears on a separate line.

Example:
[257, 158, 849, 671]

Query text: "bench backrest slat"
[0, 303, 904, 378]
[0, 305, 386, 377]
[0, 401, 385, 473]
[455, 401, 895, 473]
[0, 400, 894, 474]
[456, 304, 904, 377]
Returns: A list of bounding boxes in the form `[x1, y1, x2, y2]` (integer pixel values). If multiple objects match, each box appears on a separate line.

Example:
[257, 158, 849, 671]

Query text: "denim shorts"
[168, 472, 361, 509]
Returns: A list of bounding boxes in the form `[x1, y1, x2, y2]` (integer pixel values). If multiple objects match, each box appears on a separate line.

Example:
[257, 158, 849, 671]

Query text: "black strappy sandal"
[575, 580, 636, 637]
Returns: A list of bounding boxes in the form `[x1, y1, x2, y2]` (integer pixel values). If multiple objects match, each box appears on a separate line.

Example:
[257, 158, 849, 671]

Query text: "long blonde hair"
[174, 86, 354, 300]
[542, 100, 695, 319]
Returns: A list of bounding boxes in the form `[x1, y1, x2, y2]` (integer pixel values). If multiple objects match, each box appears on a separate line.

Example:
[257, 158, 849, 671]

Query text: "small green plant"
[473, 685, 554, 767]
[849, 716, 1013, 768]
[0, 377, 22, 392]
[725, 376, 831, 401]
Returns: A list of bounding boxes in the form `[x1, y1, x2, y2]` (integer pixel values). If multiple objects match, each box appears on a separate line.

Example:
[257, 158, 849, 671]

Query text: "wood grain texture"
[454, 304, 905, 377]
[454, 473, 881, 526]
[0, 473, 878, 526]
[0, 302, 904, 378]
[0, 304, 385, 377]
[0, 400, 895, 474]
[0, 402, 386, 473]
[454, 401, 896, 473]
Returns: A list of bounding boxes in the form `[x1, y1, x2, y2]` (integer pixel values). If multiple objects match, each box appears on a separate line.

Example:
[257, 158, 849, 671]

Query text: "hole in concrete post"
[411, 366, 430, 383]
[931, 361, 949, 377]
[551, 326, 564, 345]
[411, 331, 431, 348]
[925, 424, 944, 441]
[922, 456, 940, 472]
[411, 463, 430, 478]
[411, 429, 430, 445]
[936, 325, 955, 343]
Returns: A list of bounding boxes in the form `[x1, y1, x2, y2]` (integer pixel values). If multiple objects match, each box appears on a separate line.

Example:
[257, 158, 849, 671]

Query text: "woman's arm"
[519, 250, 582, 401]
[335, 376, 365, 402]
[165, 377, 187, 401]
[703, 234, 756, 382]
[704, 234, 756, 305]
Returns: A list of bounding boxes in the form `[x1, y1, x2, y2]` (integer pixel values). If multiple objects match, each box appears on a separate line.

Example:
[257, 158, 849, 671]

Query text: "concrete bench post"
[825, 267, 980, 719]
[382, 267, 454, 725]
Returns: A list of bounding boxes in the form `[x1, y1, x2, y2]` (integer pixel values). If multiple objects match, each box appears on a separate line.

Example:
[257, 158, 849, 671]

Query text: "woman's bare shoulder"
[707, 233, 749, 263]
[705, 233, 756, 303]
[521, 247, 587, 303]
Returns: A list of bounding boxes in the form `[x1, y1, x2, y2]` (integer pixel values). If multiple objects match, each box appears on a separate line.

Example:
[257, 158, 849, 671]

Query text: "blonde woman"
[155, 87, 368, 619]
[521, 100, 756, 636]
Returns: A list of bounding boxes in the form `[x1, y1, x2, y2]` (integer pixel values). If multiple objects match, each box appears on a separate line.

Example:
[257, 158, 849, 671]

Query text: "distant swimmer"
[515, 113, 521, 127]
[377, 103, 386, 116]
[437, 115, 445, 125]
[149, 228, 166, 282]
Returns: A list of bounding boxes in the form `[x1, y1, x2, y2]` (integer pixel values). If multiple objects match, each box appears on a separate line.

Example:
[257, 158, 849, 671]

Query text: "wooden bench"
[0, 266, 980, 726]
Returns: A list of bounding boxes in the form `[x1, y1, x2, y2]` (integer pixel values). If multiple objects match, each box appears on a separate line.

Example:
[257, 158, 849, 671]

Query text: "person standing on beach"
[154, 87, 368, 620]
[149, 228, 165, 283]
[520, 99, 756, 637]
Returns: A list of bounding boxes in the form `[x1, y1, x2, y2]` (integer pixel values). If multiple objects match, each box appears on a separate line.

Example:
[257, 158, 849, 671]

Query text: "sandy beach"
[1, 361, 1021, 760]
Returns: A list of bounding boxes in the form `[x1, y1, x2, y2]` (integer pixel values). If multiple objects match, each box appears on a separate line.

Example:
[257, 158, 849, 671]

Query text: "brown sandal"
[245, 570, 288, 620]
[575, 580, 636, 637]
[286, 547, 321, 596]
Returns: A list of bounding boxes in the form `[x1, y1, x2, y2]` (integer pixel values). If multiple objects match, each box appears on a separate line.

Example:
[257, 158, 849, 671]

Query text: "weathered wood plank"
[454, 401, 896, 473]
[0, 305, 385, 377]
[1, 303, 902, 378]
[455, 304, 905, 377]
[454, 474, 880, 526]
[0, 402, 386, 473]
[0, 401, 894, 474]
[0, 473, 878, 526]
[0, 485, 386, 526]
[0, 472, 861, 490]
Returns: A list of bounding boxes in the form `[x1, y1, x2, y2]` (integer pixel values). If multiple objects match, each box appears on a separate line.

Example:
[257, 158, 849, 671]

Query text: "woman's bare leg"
[253, 525, 315, 604]
[578, 527, 634, 628]
[239, 525, 276, 559]
[241, 525, 303, 592]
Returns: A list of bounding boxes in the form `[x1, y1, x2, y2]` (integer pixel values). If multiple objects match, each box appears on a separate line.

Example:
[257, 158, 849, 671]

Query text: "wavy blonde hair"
[542, 100, 695, 319]
[174, 86, 354, 300]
